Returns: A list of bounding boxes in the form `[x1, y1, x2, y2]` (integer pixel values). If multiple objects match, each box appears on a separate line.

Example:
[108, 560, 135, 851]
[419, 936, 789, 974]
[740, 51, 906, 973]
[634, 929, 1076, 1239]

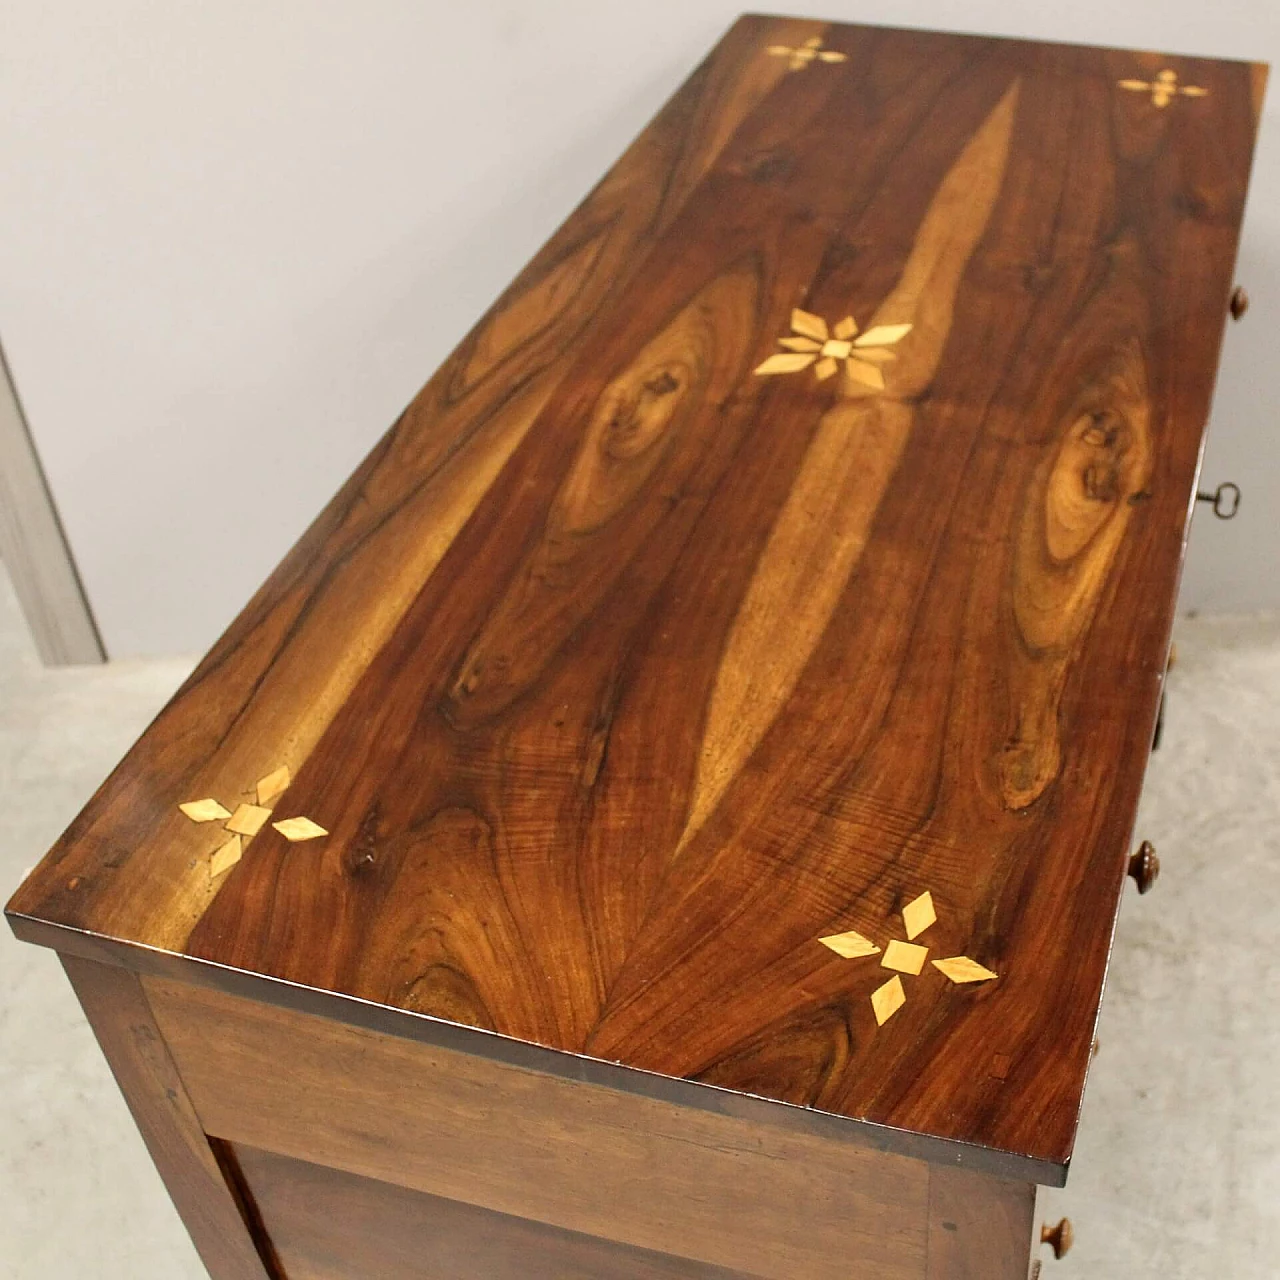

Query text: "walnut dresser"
[6, 16, 1266, 1280]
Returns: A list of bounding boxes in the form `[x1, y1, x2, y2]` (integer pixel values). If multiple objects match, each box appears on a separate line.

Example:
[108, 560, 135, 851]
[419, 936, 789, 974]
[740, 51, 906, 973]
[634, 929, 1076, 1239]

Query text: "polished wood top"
[8, 16, 1264, 1183]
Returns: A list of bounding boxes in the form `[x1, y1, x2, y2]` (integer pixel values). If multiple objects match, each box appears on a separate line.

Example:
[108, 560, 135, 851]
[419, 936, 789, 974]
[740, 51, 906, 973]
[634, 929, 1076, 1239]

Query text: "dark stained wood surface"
[8, 17, 1265, 1183]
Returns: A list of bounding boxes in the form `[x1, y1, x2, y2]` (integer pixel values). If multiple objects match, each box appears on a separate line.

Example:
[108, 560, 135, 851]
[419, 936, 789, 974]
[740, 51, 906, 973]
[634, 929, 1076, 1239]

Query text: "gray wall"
[1, 1, 1275, 657]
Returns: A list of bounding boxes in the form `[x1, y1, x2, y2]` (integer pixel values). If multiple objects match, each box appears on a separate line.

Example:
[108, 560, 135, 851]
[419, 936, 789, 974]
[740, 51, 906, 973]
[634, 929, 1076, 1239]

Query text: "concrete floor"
[1, 560, 1278, 1279]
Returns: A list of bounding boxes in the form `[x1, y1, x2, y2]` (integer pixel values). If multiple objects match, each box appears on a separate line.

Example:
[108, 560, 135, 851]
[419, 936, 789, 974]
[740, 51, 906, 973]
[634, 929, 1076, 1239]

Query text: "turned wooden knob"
[1229, 285, 1249, 320]
[1041, 1217, 1074, 1259]
[1128, 841, 1160, 893]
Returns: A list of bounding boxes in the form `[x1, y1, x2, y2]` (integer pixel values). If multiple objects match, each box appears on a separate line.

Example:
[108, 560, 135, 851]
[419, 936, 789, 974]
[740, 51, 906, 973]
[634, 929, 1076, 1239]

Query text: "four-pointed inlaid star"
[1118, 68, 1207, 108]
[178, 763, 327, 879]
[766, 36, 847, 73]
[820, 890, 998, 1027]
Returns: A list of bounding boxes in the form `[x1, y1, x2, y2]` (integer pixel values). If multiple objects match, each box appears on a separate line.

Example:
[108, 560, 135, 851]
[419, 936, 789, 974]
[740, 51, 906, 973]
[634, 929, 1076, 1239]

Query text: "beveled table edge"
[7, 908, 1068, 1187]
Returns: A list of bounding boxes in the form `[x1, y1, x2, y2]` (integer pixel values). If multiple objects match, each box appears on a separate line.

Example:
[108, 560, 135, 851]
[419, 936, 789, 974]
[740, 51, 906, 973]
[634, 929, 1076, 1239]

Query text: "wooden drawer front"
[233, 1141, 760, 1280]
[144, 976, 927, 1279]
[142, 976, 1033, 1279]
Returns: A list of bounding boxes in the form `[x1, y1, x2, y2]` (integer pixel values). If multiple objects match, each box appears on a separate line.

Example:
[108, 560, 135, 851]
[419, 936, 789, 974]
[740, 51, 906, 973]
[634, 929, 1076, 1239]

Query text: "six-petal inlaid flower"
[755, 309, 912, 391]
[819, 890, 998, 1027]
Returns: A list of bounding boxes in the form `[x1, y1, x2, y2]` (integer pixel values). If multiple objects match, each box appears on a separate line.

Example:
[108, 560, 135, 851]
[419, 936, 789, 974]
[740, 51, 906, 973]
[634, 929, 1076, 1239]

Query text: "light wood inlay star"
[176, 764, 326, 875]
[755, 310, 912, 388]
[766, 36, 847, 72]
[820, 890, 997, 1026]
[1119, 68, 1208, 108]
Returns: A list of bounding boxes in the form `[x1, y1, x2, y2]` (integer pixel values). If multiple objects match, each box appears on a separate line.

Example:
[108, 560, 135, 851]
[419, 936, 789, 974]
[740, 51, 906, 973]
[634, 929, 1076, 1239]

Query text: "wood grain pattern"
[682, 80, 1018, 855]
[145, 975, 933, 1280]
[233, 1142, 764, 1280]
[59, 957, 273, 1280]
[8, 18, 1266, 1184]
[6, 13, 796, 953]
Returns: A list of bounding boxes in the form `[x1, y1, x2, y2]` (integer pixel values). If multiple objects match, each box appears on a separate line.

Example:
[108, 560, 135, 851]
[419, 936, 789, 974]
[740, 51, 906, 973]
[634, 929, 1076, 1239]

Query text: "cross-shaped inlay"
[766, 36, 847, 73]
[179, 764, 327, 879]
[1118, 68, 1207, 109]
[819, 891, 998, 1026]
